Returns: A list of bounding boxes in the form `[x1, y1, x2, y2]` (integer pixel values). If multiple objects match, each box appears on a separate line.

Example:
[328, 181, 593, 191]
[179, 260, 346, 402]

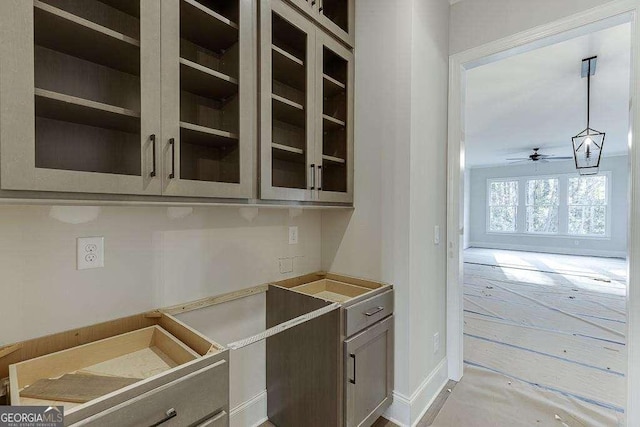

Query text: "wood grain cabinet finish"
[74, 360, 229, 427]
[0, 0, 254, 199]
[259, 0, 353, 203]
[0, 0, 162, 195]
[344, 316, 394, 427]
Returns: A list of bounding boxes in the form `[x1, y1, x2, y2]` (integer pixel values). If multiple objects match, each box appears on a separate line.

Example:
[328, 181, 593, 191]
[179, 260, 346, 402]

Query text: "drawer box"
[4, 312, 228, 426]
[344, 290, 393, 337]
[75, 360, 228, 427]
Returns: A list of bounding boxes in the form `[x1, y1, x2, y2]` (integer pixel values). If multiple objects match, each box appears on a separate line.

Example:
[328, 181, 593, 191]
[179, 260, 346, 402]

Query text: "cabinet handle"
[364, 306, 384, 317]
[349, 353, 356, 384]
[317, 165, 323, 191]
[150, 134, 157, 178]
[310, 164, 316, 190]
[169, 138, 175, 179]
[148, 408, 177, 427]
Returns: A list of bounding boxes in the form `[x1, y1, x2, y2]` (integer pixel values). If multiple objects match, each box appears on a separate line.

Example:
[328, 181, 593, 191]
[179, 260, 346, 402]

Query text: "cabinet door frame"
[284, 0, 354, 48]
[160, 0, 255, 199]
[259, 0, 317, 201]
[0, 0, 162, 196]
[315, 31, 354, 204]
[344, 315, 394, 427]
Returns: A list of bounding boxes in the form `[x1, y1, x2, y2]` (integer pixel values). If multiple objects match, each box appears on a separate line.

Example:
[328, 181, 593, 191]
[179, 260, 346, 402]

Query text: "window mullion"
[559, 176, 569, 235]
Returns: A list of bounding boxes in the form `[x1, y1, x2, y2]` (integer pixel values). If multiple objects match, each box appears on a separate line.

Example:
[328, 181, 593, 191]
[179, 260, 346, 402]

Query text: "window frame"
[567, 173, 611, 238]
[486, 178, 519, 234]
[484, 171, 612, 239]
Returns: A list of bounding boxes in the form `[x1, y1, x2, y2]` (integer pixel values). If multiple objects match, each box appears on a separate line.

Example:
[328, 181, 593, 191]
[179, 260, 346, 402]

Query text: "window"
[526, 178, 559, 233]
[488, 180, 518, 232]
[568, 175, 607, 235]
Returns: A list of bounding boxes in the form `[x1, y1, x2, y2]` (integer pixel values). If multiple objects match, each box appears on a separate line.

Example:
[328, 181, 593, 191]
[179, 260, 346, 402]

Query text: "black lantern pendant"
[572, 56, 605, 176]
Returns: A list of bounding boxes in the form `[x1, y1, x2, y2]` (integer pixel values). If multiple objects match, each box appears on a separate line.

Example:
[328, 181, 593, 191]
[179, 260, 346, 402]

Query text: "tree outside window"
[568, 175, 607, 235]
[488, 180, 518, 232]
[526, 178, 559, 233]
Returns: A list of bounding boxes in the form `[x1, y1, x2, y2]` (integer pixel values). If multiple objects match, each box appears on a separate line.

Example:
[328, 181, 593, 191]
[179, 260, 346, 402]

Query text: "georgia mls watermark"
[0, 406, 63, 427]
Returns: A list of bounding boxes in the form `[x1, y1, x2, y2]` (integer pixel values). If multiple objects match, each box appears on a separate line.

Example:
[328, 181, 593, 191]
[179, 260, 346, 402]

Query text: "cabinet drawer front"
[196, 410, 227, 427]
[75, 360, 228, 427]
[345, 290, 393, 337]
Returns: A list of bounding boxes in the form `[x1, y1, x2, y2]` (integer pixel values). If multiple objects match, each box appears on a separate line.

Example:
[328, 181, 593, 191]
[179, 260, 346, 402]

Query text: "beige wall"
[450, 0, 617, 54]
[0, 205, 321, 345]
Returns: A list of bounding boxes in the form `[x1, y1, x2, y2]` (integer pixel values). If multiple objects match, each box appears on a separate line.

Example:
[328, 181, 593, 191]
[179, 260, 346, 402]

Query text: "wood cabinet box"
[2, 312, 229, 426]
[267, 273, 393, 427]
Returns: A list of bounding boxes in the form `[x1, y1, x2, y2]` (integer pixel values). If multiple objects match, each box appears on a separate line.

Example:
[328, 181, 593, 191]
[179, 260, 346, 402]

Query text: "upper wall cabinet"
[259, 0, 353, 203]
[0, 0, 162, 195]
[160, 0, 255, 198]
[287, 0, 354, 47]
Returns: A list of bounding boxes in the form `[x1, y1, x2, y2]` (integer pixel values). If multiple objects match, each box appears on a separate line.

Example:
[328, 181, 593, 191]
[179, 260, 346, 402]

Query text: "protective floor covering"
[434, 249, 627, 427]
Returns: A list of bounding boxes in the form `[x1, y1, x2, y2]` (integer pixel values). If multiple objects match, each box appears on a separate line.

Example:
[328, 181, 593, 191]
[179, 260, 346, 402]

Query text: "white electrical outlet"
[433, 332, 440, 354]
[288, 226, 299, 245]
[434, 225, 441, 245]
[77, 237, 104, 270]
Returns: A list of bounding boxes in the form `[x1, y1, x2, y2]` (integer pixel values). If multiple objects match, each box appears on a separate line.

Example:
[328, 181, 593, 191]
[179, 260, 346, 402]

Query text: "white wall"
[449, 0, 618, 54]
[0, 204, 321, 425]
[323, 0, 450, 425]
[468, 156, 628, 257]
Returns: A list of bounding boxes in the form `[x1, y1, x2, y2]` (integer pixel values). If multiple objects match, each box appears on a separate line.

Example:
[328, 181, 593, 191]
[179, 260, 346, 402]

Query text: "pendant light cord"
[587, 59, 591, 130]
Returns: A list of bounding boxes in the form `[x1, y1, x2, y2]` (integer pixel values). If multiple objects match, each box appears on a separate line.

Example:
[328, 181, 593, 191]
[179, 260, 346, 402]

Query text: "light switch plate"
[433, 332, 440, 354]
[77, 237, 104, 270]
[434, 225, 441, 245]
[288, 226, 299, 245]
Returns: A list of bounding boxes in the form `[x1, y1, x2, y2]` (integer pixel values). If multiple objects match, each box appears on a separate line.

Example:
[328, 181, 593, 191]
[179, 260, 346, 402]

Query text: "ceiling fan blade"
[547, 156, 573, 160]
[506, 157, 529, 161]
[508, 160, 530, 165]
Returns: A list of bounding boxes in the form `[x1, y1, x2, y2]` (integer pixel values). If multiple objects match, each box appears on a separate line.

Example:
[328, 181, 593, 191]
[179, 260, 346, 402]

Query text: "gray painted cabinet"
[259, 0, 354, 203]
[0, 0, 254, 199]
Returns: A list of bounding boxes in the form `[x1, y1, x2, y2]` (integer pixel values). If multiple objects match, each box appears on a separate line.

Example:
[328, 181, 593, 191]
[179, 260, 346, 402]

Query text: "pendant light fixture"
[571, 56, 605, 175]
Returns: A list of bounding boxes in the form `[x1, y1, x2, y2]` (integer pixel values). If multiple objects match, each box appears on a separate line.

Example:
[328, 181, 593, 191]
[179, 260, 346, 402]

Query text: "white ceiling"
[465, 23, 631, 168]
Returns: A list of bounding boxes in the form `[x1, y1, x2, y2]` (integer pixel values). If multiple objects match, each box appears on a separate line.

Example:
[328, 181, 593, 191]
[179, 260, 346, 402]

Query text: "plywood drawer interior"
[10, 325, 201, 409]
[290, 279, 372, 303]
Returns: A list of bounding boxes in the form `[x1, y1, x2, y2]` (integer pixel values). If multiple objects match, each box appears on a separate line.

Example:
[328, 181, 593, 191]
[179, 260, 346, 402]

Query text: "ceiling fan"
[507, 148, 573, 163]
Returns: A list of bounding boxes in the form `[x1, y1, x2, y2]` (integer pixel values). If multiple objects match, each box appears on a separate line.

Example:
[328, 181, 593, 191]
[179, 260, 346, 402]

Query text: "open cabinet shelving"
[260, 0, 353, 203]
[0, 0, 254, 199]
[0, 0, 161, 194]
[161, 0, 254, 198]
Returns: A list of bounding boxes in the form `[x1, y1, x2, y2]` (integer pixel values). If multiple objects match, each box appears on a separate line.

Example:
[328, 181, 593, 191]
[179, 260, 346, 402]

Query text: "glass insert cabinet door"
[287, 0, 355, 47]
[315, 30, 353, 203]
[0, 0, 162, 195]
[161, 0, 254, 198]
[260, 0, 317, 201]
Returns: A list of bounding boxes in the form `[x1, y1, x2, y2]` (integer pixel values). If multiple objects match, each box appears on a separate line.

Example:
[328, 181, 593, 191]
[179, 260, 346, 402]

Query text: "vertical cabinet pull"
[317, 165, 323, 191]
[169, 138, 176, 179]
[148, 408, 177, 427]
[150, 134, 157, 178]
[349, 353, 356, 384]
[310, 164, 316, 190]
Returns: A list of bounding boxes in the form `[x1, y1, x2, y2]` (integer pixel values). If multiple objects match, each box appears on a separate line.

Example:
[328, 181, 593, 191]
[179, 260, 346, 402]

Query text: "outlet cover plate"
[77, 237, 104, 270]
[288, 226, 299, 245]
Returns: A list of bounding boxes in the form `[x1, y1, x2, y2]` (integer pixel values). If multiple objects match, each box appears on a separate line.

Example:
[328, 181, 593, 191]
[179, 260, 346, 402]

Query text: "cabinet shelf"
[180, 58, 238, 100]
[180, 122, 238, 147]
[272, 94, 305, 128]
[323, 73, 345, 97]
[322, 114, 345, 130]
[180, 0, 239, 53]
[272, 143, 305, 163]
[34, 0, 140, 75]
[35, 88, 140, 133]
[322, 154, 345, 164]
[272, 45, 306, 92]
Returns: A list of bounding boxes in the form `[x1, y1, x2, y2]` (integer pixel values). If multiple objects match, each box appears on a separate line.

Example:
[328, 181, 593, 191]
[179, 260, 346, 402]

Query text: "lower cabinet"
[344, 316, 394, 427]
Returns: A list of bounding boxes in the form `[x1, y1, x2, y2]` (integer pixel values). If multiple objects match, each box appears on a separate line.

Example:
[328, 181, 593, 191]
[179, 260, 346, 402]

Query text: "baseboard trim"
[230, 390, 267, 427]
[383, 358, 449, 427]
[469, 242, 626, 259]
